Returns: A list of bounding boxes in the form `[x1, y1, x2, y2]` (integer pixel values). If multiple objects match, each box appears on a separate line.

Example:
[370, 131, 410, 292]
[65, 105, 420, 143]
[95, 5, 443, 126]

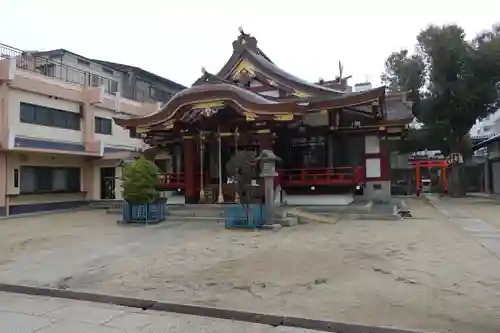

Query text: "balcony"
[1, 43, 120, 95]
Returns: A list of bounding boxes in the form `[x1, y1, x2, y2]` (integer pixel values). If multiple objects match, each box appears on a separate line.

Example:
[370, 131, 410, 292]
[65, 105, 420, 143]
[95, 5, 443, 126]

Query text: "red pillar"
[415, 166, 421, 197]
[379, 136, 390, 181]
[183, 138, 197, 204]
[442, 166, 448, 195]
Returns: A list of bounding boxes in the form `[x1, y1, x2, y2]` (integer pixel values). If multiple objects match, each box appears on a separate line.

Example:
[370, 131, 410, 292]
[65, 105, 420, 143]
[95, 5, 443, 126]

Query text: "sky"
[0, 0, 499, 88]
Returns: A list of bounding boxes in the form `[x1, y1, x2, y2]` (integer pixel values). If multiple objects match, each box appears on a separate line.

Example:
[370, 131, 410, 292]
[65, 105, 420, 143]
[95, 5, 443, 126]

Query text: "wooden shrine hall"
[114, 28, 414, 205]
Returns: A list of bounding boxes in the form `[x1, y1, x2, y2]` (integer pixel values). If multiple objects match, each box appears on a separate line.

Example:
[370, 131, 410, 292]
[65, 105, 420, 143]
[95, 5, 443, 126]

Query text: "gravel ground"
[1, 200, 499, 333]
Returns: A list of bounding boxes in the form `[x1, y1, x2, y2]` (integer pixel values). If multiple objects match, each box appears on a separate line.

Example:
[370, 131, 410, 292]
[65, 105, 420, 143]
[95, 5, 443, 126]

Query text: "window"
[20, 103, 80, 130]
[20, 166, 81, 194]
[129, 127, 141, 139]
[149, 86, 159, 99]
[91, 74, 101, 87]
[95, 117, 112, 135]
[107, 80, 119, 94]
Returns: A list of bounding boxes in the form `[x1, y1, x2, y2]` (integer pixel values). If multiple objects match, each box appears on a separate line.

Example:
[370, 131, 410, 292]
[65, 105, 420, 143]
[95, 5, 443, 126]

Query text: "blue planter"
[122, 198, 167, 224]
[224, 204, 266, 229]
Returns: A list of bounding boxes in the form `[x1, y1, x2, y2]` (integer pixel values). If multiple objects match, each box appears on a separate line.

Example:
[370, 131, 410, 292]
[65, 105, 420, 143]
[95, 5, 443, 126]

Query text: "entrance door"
[100, 167, 116, 199]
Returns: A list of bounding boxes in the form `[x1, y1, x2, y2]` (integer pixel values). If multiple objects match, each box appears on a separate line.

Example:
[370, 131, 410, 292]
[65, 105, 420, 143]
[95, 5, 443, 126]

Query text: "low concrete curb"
[0, 283, 426, 333]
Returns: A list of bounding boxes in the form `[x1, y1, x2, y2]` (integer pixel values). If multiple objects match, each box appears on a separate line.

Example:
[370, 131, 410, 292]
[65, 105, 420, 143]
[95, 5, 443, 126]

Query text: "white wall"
[94, 106, 146, 151]
[9, 89, 82, 143]
[6, 152, 86, 204]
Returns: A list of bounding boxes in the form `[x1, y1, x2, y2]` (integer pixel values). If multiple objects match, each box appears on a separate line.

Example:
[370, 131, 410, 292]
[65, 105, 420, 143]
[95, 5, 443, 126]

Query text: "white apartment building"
[0, 43, 184, 217]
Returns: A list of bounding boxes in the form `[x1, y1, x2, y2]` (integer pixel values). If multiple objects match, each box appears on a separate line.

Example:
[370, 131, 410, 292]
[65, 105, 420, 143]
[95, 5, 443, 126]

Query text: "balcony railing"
[1, 42, 119, 94]
[1, 42, 179, 105]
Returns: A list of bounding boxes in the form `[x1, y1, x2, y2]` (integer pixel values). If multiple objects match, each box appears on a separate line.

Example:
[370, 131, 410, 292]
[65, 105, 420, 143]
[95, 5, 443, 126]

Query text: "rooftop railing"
[1, 42, 119, 94]
[1, 42, 177, 105]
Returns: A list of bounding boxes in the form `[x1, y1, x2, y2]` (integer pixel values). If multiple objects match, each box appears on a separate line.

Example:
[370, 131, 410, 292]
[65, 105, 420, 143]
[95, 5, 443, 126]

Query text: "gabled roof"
[473, 133, 500, 150]
[193, 29, 344, 96]
[90, 59, 186, 91]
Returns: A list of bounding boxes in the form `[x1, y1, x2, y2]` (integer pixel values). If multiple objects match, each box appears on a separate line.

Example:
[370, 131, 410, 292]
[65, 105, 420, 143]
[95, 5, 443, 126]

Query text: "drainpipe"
[4, 153, 8, 217]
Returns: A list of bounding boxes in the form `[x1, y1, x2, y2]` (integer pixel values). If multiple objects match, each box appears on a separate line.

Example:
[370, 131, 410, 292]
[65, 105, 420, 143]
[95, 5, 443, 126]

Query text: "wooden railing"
[157, 167, 365, 190]
[278, 166, 364, 186]
[158, 173, 185, 189]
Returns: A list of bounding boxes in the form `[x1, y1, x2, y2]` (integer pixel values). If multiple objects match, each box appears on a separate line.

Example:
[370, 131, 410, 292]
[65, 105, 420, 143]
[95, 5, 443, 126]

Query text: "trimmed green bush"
[121, 156, 160, 204]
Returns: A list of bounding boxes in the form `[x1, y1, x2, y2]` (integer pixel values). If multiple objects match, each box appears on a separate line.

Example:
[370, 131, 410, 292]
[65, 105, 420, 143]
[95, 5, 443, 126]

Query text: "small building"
[0, 42, 184, 216]
[29, 49, 186, 104]
[114, 29, 414, 204]
[473, 133, 500, 194]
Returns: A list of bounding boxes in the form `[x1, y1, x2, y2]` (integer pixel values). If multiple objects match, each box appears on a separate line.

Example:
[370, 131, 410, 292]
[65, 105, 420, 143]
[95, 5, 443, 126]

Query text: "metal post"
[199, 133, 205, 202]
[218, 127, 224, 203]
[234, 127, 240, 203]
[484, 148, 491, 194]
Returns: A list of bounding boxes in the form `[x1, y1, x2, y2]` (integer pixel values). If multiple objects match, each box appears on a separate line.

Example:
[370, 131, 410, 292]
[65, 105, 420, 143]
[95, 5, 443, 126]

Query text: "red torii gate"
[410, 159, 448, 196]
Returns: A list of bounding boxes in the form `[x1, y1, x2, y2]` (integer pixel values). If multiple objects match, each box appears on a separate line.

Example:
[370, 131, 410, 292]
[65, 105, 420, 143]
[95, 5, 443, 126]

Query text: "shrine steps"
[168, 204, 226, 222]
[280, 193, 354, 206]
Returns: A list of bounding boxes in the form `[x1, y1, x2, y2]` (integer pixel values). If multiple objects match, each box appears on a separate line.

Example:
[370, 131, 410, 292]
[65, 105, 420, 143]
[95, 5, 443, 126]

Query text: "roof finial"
[238, 26, 245, 35]
[201, 67, 207, 75]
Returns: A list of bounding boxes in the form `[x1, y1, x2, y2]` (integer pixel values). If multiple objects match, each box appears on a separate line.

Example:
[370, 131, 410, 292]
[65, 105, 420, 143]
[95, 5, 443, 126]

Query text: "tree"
[225, 151, 258, 222]
[121, 156, 160, 204]
[381, 24, 500, 196]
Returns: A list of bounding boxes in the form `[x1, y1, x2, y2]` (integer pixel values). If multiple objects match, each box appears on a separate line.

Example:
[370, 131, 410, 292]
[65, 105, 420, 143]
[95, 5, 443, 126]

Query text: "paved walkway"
[426, 194, 500, 259]
[0, 292, 318, 333]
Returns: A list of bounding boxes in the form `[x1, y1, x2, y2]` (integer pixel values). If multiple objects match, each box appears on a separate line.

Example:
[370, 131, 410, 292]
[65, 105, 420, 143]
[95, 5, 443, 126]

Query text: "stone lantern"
[256, 150, 280, 224]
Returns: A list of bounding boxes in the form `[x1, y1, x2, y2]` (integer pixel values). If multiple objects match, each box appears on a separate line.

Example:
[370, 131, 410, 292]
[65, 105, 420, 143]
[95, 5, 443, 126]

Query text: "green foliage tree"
[121, 156, 161, 204]
[381, 23, 500, 196]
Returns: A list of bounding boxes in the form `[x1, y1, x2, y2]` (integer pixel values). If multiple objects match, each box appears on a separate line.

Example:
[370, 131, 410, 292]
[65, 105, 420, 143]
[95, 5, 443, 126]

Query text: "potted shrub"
[121, 156, 166, 224]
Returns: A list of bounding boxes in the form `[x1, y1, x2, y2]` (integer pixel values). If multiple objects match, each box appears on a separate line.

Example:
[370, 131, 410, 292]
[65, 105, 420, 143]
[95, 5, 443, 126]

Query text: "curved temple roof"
[194, 30, 345, 95]
[114, 83, 309, 128]
[114, 29, 414, 130]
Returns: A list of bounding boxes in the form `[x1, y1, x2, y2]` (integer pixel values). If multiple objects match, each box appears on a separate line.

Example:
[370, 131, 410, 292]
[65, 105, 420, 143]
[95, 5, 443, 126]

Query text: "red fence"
[158, 166, 365, 189]
[158, 173, 185, 189]
[278, 166, 364, 186]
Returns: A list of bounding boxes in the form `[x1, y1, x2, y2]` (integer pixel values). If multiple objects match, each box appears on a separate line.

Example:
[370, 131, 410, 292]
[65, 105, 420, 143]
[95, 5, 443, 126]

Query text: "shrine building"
[113, 29, 413, 205]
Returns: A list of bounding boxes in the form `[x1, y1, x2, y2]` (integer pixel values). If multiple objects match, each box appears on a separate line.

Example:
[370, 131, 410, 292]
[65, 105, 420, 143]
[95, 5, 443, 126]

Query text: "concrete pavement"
[426, 194, 500, 259]
[0, 291, 319, 333]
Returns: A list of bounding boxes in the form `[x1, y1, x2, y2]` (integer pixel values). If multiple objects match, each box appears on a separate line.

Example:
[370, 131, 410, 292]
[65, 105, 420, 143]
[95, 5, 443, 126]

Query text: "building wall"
[59, 53, 121, 84]
[94, 107, 145, 151]
[0, 56, 174, 217]
[6, 152, 86, 204]
[45, 52, 183, 104]
[9, 89, 82, 143]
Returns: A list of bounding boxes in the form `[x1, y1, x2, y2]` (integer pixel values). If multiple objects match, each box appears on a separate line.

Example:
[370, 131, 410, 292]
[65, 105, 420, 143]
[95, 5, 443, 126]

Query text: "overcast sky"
[0, 0, 499, 88]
